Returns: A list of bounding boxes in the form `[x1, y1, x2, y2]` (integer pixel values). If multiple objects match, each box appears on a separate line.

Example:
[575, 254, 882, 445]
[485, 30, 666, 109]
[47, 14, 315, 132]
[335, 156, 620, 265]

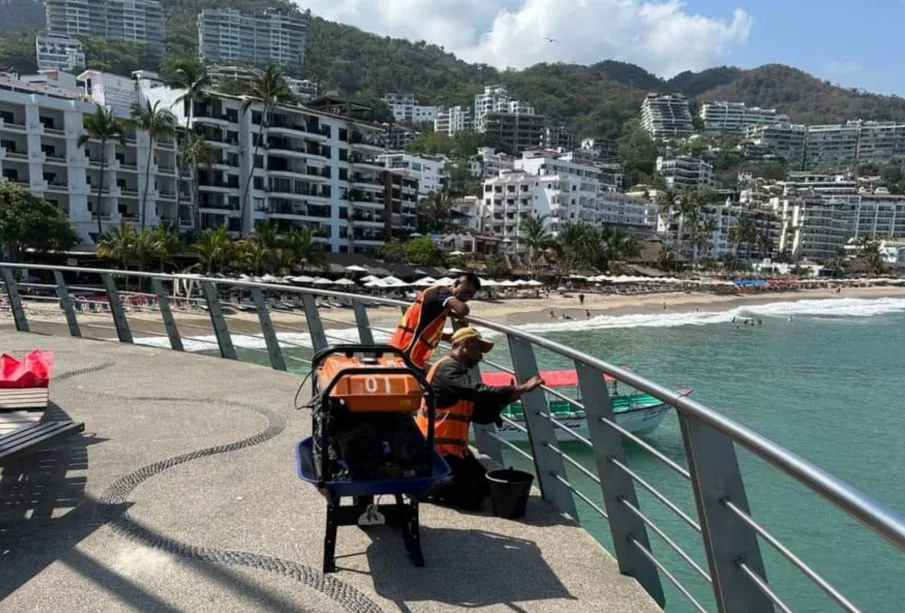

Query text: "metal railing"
[2, 262, 905, 613]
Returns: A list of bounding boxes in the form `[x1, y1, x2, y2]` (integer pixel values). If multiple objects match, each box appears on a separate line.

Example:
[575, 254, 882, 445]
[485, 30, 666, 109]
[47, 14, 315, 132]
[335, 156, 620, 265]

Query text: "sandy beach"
[5, 285, 905, 343]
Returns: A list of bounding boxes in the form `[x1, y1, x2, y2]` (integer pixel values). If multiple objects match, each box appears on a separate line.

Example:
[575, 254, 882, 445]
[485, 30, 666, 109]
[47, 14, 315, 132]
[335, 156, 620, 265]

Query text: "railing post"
[352, 301, 374, 345]
[301, 293, 327, 352]
[576, 362, 665, 607]
[678, 413, 774, 613]
[101, 273, 132, 343]
[151, 278, 183, 351]
[1, 267, 29, 332]
[200, 280, 236, 360]
[53, 270, 81, 337]
[507, 334, 578, 520]
[251, 287, 286, 371]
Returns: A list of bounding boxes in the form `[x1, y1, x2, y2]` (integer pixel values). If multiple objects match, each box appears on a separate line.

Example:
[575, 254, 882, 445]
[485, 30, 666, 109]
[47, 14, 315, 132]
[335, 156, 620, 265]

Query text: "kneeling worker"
[416, 327, 544, 511]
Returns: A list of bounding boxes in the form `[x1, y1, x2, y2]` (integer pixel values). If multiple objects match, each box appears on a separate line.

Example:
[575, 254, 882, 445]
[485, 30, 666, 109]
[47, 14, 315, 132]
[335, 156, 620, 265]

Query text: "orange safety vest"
[415, 356, 473, 458]
[388, 285, 451, 369]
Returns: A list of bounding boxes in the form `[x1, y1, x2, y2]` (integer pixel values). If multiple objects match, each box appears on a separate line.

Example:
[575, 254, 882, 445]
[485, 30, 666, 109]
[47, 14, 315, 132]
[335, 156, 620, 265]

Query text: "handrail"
[3, 261, 904, 612]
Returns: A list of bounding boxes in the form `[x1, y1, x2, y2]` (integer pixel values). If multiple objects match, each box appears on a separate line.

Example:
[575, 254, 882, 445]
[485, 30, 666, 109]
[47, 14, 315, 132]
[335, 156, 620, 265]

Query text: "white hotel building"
[700, 101, 788, 133]
[656, 156, 714, 191]
[0, 71, 182, 243]
[144, 84, 402, 253]
[640, 93, 693, 139]
[380, 94, 441, 124]
[434, 105, 471, 135]
[480, 151, 603, 252]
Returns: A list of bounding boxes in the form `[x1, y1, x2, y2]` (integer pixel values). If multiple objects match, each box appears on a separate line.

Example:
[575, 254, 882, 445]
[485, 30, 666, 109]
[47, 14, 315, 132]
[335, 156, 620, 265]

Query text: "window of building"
[253, 177, 264, 189]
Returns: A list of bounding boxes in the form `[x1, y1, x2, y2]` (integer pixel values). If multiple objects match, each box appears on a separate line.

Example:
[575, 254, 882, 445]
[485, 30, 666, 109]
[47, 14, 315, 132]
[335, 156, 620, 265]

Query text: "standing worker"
[416, 328, 544, 511]
[389, 273, 481, 371]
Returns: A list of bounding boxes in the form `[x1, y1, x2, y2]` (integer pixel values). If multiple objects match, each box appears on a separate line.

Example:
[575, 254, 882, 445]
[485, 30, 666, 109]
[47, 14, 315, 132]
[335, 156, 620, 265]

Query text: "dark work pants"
[430, 452, 490, 512]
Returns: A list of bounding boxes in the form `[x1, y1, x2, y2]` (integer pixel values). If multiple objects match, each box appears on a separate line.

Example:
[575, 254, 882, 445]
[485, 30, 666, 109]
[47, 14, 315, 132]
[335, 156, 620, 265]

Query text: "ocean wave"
[511, 297, 905, 334]
[130, 297, 905, 350]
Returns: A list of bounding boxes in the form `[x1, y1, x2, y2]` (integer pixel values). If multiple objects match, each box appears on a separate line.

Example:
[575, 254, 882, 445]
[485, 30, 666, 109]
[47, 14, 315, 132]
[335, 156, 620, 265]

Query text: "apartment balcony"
[351, 176, 384, 192]
[198, 181, 238, 193]
[0, 118, 26, 132]
[350, 131, 386, 153]
[118, 161, 138, 172]
[194, 114, 233, 127]
[26, 121, 44, 135]
[44, 152, 67, 166]
[266, 143, 308, 159]
[4, 149, 27, 161]
[156, 162, 176, 174]
[350, 215, 384, 228]
[68, 153, 88, 167]
[30, 179, 48, 191]
[157, 189, 177, 201]
[46, 180, 70, 193]
[349, 154, 384, 172]
[118, 186, 140, 198]
[42, 125, 66, 137]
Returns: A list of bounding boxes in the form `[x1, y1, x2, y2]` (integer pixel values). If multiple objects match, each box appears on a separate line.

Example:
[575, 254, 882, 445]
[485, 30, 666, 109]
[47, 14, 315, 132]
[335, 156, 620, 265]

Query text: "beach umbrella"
[383, 277, 410, 288]
[499, 280, 518, 287]
[291, 275, 315, 283]
[449, 250, 465, 256]
[360, 274, 379, 283]
[514, 279, 529, 286]
[334, 278, 356, 286]
[412, 276, 436, 287]
[480, 278, 499, 287]
[434, 276, 455, 286]
[344, 264, 369, 272]
[526, 279, 544, 286]
[447, 267, 466, 274]
[260, 274, 280, 283]
[311, 277, 334, 285]
[364, 280, 385, 288]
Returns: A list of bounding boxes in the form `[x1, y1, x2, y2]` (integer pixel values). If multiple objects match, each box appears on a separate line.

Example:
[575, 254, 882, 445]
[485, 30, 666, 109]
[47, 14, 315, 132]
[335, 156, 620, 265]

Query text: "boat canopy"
[481, 369, 615, 387]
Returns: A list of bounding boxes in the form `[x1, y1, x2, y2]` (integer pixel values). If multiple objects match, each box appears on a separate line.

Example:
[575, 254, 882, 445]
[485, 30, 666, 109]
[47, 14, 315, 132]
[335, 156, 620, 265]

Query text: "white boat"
[478, 369, 690, 443]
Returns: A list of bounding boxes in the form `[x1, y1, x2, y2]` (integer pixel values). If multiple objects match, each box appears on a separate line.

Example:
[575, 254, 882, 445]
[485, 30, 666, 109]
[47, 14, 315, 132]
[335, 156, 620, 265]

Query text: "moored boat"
[479, 369, 691, 442]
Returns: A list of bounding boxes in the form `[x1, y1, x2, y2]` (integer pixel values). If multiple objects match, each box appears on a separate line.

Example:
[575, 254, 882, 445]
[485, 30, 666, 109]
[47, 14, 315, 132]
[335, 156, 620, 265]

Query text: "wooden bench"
[0, 421, 85, 464]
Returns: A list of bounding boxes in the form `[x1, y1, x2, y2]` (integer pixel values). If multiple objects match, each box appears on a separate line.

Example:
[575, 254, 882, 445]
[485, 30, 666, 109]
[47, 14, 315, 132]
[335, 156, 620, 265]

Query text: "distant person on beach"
[578, 293, 585, 306]
[586, 309, 591, 319]
[388, 272, 481, 371]
[549, 310, 556, 319]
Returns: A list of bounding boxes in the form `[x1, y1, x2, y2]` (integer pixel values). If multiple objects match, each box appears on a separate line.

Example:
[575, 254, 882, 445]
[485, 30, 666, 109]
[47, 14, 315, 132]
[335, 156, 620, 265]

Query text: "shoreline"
[5, 286, 905, 341]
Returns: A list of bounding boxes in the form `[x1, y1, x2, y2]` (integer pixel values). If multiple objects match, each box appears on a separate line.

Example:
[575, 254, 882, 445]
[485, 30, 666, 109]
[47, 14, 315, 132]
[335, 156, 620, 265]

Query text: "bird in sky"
[543, 37, 559, 44]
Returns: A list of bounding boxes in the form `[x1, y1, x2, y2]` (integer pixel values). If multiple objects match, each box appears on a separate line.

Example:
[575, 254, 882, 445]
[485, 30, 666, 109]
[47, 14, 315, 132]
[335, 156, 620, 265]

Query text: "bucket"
[486, 468, 534, 519]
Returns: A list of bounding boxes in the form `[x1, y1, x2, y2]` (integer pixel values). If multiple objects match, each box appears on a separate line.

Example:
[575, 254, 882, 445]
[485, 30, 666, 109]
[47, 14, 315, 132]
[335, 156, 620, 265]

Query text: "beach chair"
[296, 345, 450, 573]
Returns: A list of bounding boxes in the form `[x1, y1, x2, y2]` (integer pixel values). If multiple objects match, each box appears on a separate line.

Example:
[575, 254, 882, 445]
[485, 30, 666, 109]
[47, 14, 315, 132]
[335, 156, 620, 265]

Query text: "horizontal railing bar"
[6, 263, 905, 554]
[499, 414, 528, 433]
[610, 457, 702, 533]
[738, 562, 793, 613]
[631, 537, 710, 613]
[552, 472, 608, 519]
[620, 496, 712, 584]
[545, 443, 601, 484]
[485, 431, 534, 462]
[481, 358, 516, 375]
[16, 282, 58, 289]
[539, 411, 595, 447]
[599, 416, 692, 481]
[723, 500, 862, 612]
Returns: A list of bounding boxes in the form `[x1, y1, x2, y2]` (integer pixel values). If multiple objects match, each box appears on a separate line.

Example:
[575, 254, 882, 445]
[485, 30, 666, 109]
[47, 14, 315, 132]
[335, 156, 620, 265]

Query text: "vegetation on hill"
[1, 1, 905, 137]
[0, 0, 44, 36]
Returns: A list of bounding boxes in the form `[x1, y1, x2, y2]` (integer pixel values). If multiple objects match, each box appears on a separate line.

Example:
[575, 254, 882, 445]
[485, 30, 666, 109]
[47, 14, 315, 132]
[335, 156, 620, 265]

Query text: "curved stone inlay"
[90, 394, 384, 613]
[55, 359, 116, 382]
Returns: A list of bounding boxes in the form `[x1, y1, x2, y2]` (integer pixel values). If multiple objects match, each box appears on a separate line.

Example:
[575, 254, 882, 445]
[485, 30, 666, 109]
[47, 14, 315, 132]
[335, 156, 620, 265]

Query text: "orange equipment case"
[315, 351, 423, 413]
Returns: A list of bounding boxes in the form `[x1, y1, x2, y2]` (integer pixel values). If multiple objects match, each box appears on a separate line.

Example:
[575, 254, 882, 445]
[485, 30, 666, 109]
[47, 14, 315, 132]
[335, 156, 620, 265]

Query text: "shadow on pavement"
[365, 525, 575, 609]
[0, 402, 110, 600]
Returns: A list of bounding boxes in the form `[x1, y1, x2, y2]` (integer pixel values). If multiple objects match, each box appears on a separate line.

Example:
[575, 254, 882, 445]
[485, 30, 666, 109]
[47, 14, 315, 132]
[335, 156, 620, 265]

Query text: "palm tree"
[552, 222, 593, 278]
[727, 224, 743, 271]
[78, 105, 126, 239]
[588, 225, 641, 272]
[658, 244, 678, 271]
[171, 61, 210, 141]
[519, 213, 551, 276]
[417, 190, 453, 233]
[194, 225, 236, 275]
[241, 237, 274, 275]
[180, 133, 216, 230]
[281, 226, 324, 272]
[240, 65, 292, 236]
[151, 224, 181, 271]
[129, 100, 176, 230]
[96, 221, 138, 267]
[737, 214, 758, 261]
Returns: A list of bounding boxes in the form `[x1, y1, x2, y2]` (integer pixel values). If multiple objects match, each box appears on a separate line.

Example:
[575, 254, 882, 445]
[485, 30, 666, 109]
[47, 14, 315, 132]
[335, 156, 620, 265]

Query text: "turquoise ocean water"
[148, 296, 905, 612]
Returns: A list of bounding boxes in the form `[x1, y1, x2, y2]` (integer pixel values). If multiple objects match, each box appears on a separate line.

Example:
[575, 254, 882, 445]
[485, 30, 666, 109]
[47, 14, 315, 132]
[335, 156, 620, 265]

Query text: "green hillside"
[2, 1, 905, 138]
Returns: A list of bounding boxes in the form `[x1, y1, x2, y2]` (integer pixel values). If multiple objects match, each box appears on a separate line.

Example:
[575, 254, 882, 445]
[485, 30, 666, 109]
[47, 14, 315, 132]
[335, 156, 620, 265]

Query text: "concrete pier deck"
[0, 332, 661, 612]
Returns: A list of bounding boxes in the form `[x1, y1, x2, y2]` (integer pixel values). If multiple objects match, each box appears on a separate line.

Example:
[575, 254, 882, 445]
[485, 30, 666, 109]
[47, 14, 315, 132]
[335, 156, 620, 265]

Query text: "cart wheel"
[406, 498, 425, 567]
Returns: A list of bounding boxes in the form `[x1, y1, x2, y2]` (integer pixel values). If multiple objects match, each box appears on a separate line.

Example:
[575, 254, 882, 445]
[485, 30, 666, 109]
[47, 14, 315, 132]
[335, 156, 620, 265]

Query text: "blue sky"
[301, 0, 905, 97]
[683, 0, 905, 95]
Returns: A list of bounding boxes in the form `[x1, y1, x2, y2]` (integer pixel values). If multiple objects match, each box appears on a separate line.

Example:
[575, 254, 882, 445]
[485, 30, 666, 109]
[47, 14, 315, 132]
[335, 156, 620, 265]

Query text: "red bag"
[0, 350, 55, 388]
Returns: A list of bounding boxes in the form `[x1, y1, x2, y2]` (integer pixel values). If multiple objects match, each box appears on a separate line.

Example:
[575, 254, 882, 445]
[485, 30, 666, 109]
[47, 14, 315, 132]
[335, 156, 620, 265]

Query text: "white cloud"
[297, 0, 752, 77]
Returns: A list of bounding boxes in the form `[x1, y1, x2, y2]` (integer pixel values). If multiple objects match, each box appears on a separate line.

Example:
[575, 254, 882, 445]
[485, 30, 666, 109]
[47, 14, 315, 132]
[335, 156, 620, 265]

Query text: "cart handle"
[311, 344, 415, 371]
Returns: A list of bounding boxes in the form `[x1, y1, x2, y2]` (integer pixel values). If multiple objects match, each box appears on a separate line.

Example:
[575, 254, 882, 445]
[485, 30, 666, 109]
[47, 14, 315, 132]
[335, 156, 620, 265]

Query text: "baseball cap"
[450, 327, 494, 353]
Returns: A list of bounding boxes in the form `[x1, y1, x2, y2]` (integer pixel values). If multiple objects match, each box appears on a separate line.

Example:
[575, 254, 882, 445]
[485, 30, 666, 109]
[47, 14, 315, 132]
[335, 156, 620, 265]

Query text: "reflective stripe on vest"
[388, 285, 450, 369]
[415, 356, 473, 457]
